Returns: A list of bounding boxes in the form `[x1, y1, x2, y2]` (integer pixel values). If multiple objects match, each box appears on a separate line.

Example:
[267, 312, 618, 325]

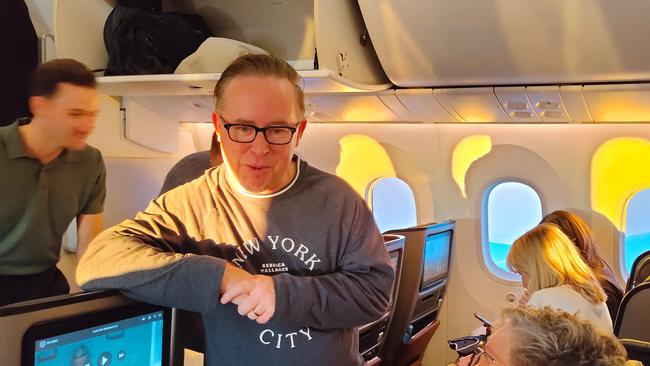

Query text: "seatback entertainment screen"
[23, 304, 169, 366]
[420, 230, 452, 291]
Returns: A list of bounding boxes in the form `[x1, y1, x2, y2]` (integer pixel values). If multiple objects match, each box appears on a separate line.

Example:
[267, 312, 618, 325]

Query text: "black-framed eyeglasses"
[468, 343, 497, 366]
[220, 115, 303, 145]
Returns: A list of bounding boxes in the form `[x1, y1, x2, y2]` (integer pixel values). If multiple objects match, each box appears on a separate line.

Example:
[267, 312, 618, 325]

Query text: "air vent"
[504, 101, 528, 110]
[540, 111, 564, 119]
[510, 111, 533, 119]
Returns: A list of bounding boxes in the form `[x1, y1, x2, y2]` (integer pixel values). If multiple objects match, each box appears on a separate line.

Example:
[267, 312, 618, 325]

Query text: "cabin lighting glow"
[591, 138, 650, 230]
[335, 135, 396, 198]
[341, 106, 395, 122]
[452, 135, 492, 198]
[596, 103, 650, 122]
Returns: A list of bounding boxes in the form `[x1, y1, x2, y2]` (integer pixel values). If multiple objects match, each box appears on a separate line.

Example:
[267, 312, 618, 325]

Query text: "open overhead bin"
[53, 0, 391, 151]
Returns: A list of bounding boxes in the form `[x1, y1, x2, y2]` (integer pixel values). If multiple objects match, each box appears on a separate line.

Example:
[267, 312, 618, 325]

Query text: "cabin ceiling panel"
[359, 0, 650, 87]
[377, 90, 422, 122]
[434, 88, 510, 123]
[304, 96, 342, 122]
[395, 89, 457, 123]
[559, 86, 592, 123]
[308, 94, 399, 122]
[494, 87, 540, 123]
[525, 86, 571, 123]
[583, 84, 650, 122]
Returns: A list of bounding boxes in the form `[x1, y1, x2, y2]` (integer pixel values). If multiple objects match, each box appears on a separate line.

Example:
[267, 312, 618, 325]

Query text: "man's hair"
[507, 223, 606, 304]
[212, 54, 305, 119]
[541, 210, 621, 288]
[31, 58, 96, 98]
[502, 306, 627, 366]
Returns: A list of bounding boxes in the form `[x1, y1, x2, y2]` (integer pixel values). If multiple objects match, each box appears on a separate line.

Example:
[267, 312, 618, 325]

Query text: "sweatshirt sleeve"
[76, 187, 226, 313]
[271, 197, 395, 329]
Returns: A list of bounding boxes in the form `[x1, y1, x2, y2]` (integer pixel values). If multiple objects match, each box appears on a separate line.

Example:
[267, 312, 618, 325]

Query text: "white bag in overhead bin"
[174, 37, 268, 74]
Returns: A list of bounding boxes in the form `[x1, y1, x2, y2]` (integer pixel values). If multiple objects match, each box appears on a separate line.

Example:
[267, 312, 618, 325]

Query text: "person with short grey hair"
[458, 306, 628, 366]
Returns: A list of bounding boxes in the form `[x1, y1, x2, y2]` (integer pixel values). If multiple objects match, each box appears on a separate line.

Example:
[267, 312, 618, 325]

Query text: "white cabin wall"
[293, 122, 650, 365]
[24, 0, 57, 60]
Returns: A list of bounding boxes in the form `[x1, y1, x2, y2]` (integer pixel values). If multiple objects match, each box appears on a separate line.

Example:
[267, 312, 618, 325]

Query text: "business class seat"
[625, 250, 650, 293]
[614, 282, 650, 342]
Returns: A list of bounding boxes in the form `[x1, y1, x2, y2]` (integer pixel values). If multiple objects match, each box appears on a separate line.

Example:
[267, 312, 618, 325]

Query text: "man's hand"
[220, 264, 276, 324]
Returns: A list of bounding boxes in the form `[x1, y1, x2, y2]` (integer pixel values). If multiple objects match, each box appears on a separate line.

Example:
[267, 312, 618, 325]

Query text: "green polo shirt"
[0, 119, 106, 275]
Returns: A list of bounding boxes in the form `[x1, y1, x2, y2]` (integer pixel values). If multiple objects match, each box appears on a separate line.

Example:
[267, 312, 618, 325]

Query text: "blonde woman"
[507, 223, 613, 332]
[541, 210, 623, 322]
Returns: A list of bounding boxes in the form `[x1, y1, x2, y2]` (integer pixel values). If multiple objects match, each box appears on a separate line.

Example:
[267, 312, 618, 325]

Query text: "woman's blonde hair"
[541, 210, 622, 290]
[507, 223, 606, 304]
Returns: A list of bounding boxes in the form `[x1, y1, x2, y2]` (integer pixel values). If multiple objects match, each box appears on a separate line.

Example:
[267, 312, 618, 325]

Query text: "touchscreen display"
[32, 310, 164, 366]
[421, 230, 451, 289]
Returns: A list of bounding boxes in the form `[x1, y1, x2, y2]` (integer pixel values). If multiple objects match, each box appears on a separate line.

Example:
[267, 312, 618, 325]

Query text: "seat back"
[381, 221, 455, 366]
[614, 282, 650, 341]
[626, 250, 650, 293]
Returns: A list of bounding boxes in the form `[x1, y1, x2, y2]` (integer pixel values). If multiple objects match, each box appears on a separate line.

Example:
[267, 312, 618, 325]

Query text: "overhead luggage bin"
[53, 0, 391, 152]
[435, 88, 510, 123]
[583, 84, 650, 122]
[358, 0, 650, 87]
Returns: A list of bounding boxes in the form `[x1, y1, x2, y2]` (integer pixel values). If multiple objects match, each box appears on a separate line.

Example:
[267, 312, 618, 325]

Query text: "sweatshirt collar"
[226, 156, 301, 199]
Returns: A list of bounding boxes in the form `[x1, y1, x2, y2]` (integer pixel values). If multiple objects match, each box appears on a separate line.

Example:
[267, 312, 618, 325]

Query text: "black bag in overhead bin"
[103, 6, 213, 75]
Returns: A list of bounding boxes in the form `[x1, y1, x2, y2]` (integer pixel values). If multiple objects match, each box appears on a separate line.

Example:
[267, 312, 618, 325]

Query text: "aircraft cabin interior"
[2, 0, 650, 365]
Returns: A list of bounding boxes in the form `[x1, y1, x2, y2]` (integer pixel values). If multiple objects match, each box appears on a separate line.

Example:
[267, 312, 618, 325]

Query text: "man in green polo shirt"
[0, 59, 106, 306]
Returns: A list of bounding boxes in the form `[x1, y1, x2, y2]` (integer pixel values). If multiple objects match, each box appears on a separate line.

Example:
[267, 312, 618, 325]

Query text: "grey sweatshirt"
[77, 159, 394, 366]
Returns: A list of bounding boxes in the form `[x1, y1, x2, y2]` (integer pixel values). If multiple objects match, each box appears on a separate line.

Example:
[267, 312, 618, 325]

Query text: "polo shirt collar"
[5, 118, 30, 159]
[64, 149, 83, 163]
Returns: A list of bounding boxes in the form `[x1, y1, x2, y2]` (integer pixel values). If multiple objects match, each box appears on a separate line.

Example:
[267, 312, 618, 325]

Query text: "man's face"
[33, 83, 98, 151]
[212, 75, 306, 194]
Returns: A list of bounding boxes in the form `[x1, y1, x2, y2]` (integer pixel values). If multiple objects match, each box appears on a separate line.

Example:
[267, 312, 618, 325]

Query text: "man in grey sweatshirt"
[76, 53, 394, 366]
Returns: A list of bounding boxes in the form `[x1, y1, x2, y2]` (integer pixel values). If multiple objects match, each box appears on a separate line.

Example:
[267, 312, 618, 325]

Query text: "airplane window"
[623, 188, 650, 276]
[485, 181, 542, 274]
[366, 177, 417, 233]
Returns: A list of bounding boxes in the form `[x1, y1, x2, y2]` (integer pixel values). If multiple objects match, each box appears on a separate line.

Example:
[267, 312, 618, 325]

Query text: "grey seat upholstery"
[626, 250, 650, 293]
[614, 282, 650, 342]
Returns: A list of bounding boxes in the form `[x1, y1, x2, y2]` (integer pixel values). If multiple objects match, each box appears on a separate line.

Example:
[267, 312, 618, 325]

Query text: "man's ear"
[29, 96, 46, 117]
[212, 112, 222, 142]
[295, 119, 307, 146]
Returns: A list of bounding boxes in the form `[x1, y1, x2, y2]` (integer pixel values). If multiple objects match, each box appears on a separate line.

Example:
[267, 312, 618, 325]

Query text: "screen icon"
[98, 351, 112, 366]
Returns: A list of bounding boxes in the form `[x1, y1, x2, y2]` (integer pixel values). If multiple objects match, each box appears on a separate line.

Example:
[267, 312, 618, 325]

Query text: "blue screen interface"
[422, 231, 451, 287]
[34, 311, 163, 366]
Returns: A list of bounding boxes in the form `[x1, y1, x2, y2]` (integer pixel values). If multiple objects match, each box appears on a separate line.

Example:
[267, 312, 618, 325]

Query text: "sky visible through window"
[487, 182, 542, 272]
[624, 188, 650, 275]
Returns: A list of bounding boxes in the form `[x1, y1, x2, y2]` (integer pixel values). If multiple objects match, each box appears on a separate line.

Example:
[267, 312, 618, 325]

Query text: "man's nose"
[80, 114, 96, 134]
[249, 131, 270, 154]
